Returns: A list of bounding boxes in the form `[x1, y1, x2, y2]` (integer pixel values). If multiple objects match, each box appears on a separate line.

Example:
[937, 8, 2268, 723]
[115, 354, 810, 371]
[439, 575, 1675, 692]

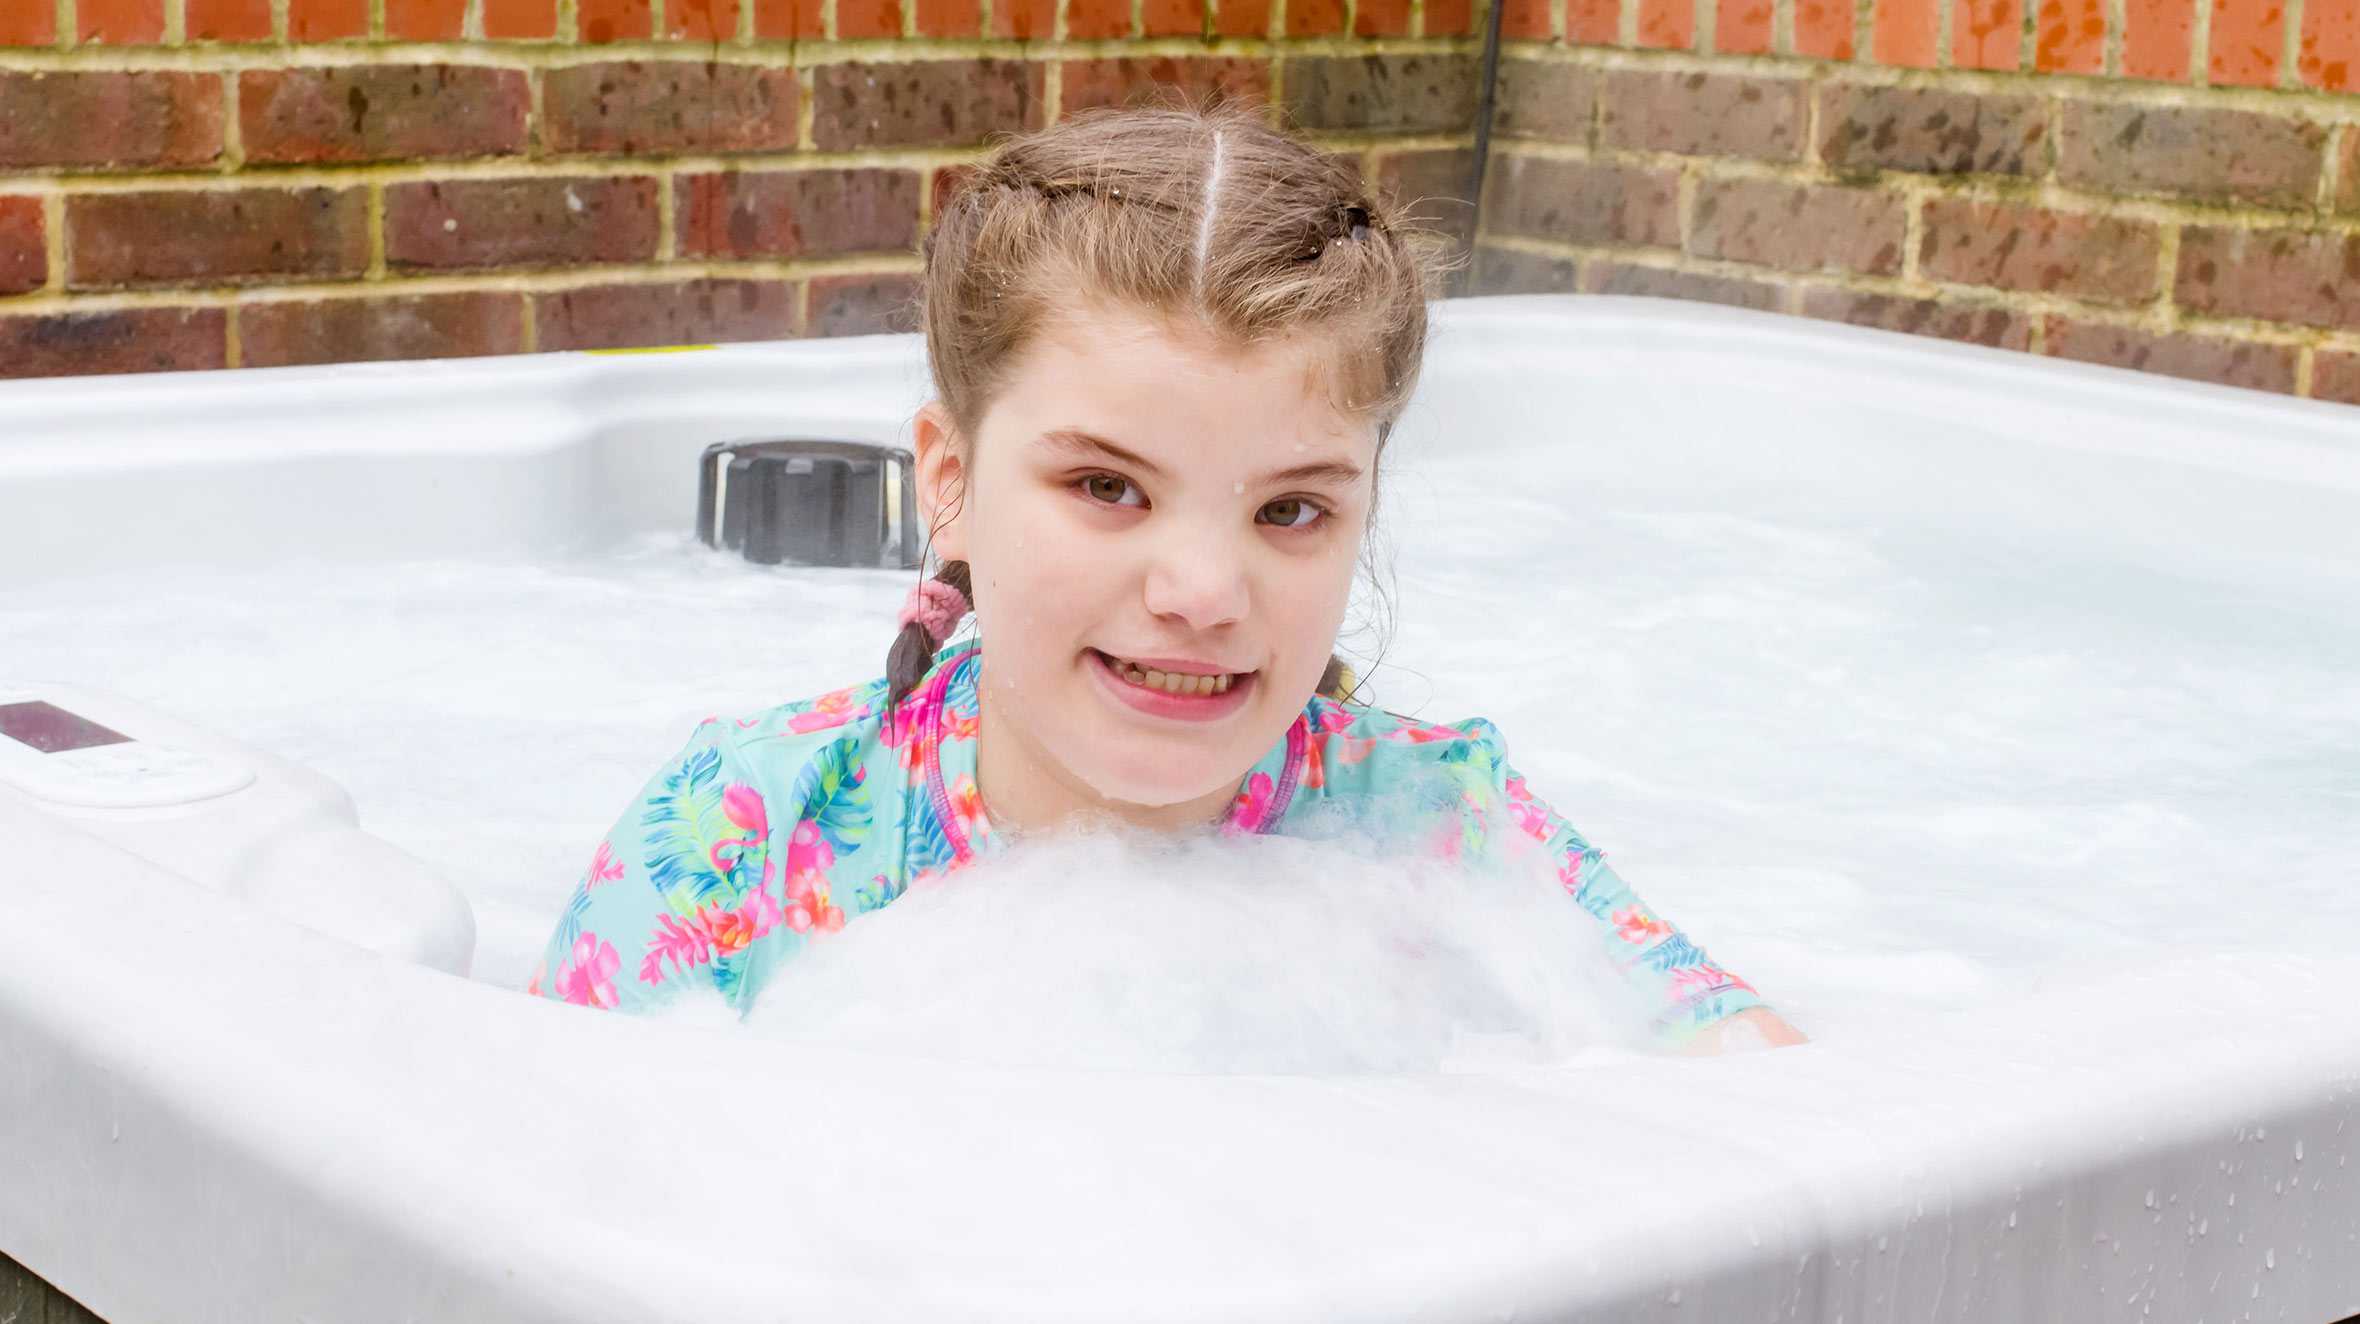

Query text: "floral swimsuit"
[528, 643, 1769, 1046]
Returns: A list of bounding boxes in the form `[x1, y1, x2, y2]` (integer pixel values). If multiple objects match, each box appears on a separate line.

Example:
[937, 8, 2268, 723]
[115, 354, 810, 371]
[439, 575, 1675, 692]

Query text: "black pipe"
[1463, 0, 1508, 287]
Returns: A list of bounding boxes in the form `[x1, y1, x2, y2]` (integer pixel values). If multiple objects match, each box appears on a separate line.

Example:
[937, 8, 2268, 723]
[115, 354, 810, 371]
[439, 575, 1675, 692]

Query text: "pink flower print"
[1502, 775, 1551, 843]
[1382, 719, 1462, 745]
[722, 784, 768, 837]
[555, 933, 621, 1009]
[526, 962, 546, 998]
[1229, 771, 1277, 832]
[948, 774, 987, 836]
[783, 820, 837, 889]
[1312, 704, 1356, 736]
[1301, 737, 1329, 791]
[1669, 965, 1754, 999]
[942, 706, 980, 743]
[788, 686, 870, 734]
[586, 840, 625, 888]
[1613, 906, 1673, 946]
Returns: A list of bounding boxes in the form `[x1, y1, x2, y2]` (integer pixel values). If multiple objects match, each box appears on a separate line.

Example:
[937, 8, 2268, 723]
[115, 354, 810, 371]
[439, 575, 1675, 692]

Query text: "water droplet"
[1233, 482, 1244, 495]
[2296, 1140, 2304, 1162]
[2006, 1210, 2017, 1229]
[2265, 1248, 2276, 1269]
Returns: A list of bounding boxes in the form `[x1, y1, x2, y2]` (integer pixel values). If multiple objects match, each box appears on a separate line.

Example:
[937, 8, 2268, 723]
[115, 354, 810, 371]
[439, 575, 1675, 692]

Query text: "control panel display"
[0, 701, 132, 754]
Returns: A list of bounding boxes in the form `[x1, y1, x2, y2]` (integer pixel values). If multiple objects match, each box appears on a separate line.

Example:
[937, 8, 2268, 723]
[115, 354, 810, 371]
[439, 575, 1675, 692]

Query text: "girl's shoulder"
[1292, 694, 1517, 806]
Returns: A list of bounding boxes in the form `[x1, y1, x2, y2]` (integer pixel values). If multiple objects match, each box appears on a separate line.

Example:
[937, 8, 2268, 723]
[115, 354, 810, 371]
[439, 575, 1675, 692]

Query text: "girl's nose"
[1141, 537, 1248, 630]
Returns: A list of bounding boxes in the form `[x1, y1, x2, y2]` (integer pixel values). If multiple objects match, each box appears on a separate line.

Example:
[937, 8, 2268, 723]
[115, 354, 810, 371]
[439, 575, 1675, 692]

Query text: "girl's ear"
[912, 399, 970, 564]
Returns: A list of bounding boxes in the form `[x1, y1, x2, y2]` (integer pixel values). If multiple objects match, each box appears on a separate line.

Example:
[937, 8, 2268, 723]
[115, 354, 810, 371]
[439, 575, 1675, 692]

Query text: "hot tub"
[3, 295, 2357, 1322]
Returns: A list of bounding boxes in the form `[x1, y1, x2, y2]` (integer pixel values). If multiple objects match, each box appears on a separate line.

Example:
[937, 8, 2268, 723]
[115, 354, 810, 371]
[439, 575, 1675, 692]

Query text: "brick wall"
[1470, 0, 2360, 405]
[0, 0, 1480, 377]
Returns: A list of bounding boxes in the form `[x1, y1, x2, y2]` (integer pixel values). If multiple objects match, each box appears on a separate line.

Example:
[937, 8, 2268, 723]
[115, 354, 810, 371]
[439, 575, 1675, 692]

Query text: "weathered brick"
[1690, 178, 1907, 276]
[240, 293, 526, 368]
[989, 0, 1054, 37]
[1286, 0, 1345, 35]
[2123, 0, 2193, 79]
[1352, 0, 1407, 36]
[1919, 198, 2160, 304]
[1952, 0, 2020, 67]
[930, 164, 977, 223]
[756, 0, 827, 36]
[811, 60, 1044, 150]
[1059, 58, 1269, 116]
[665, 0, 739, 38]
[2044, 318, 2297, 395]
[1067, 0, 1132, 36]
[915, 0, 981, 36]
[1799, 288, 2033, 349]
[483, 0, 558, 37]
[1817, 84, 2046, 177]
[536, 279, 798, 350]
[243, 67, 530, 165]
[1213, 0, 1269, 35]
[2036, 0, 2105, 72]
[1586, 259, 1783, 311]
[1568, 0, 1618, 40]
[2342, 133, 2360, 212]
[1601, 70, 1803, 161]
[1636, 0, 1692, 48]
[680, 169, 921, 259]
[2209, 0, 2284, 86]
[2308, 349, 2360, 406]
[1718, 0, 1774, 52]
[1470, 246, 1580, 294]
[79, 0, 167, 44]
[288, 0, 369, 39]
[388, 0, 468, 37]
[578, 0, 653, 41]
[837, 0, 901, 38]
[1279, 55, 1481, 134]
[1872, 0, 1938, 64]
[1795, 0, 1854, 58]
[1423, 0, 1472, 36]
[2175, 226, 2360, 331]
[810, 273, 922, 336]
[1376, 148, 1477, 249]
[1499, 0, 1551, 39]
[1484, 155, 1680, 249]
[0, 307, 226, 378]
[0, 196, 44, 296]
[1491, 60, 1593, 143]
[188, 0, 273, 39]
[2299, 0, 2360, 92]
[385, 177, 660, 272]
[0, 72, 225, 170]
[2058, 102, 2325, 209]
[546, 62, 799, 155]
[68, 188, 367, 288]
[0, 4, 53, 43]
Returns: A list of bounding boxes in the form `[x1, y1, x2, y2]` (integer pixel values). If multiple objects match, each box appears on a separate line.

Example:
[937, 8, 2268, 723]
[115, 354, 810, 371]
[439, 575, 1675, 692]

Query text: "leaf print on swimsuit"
[642, 745, 772, 913]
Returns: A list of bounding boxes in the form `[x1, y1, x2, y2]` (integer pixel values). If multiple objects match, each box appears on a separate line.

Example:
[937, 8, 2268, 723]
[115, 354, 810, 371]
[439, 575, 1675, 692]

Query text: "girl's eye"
[1259, 498, 1326, 530]
[1082, 474, 1144, 507]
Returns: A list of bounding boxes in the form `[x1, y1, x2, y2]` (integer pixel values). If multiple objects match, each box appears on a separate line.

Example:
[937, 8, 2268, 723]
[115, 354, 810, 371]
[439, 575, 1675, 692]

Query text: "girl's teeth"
[1113, 658, 1234, 696]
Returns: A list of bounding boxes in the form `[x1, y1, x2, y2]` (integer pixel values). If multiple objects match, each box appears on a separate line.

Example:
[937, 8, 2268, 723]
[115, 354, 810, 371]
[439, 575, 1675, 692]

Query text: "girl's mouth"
[1086, 649, 1255, 722]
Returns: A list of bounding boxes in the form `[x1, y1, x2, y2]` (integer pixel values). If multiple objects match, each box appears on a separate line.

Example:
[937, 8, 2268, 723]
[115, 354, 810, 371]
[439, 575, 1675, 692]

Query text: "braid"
[886, 560, 974, 713]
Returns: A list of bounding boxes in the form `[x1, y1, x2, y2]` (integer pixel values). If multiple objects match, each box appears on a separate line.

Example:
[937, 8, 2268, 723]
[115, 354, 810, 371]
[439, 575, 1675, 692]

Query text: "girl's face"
[914, 300, 1378, 832]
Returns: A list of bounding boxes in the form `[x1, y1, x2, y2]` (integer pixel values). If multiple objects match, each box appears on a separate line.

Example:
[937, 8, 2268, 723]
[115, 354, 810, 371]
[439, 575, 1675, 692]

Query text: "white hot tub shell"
[2, 295, 2358, 1322]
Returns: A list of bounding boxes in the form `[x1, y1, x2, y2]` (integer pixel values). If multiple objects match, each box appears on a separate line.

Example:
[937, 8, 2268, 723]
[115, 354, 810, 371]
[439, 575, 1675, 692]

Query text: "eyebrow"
[1036, 428, 1367, 490]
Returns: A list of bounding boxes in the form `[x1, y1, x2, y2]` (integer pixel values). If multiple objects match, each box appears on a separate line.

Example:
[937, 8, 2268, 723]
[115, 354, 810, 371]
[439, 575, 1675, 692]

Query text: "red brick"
[1873, 0, 1937, 65]
[2300, 1, 2360, 90]
[1600, 69, 1803, 160]
[537, 279, 798, 350]
[1952, 0, 2020, 68]
[0, 72, 225, 170]
[666, 0, 740, 37]
[837, 0, 900, 37]
[1585, 258, 1784, 310]
[1493, 60, 1594, 141]
[1816, 83, 2046, 176]
[1500, 0, 1552, 40]
[1567, 0, 1616, 40]
[1280, 55, 1480, 132]
[484, 0, 558, 35]
[1287, 0, 1346, 35]
[811, 60, 1044, 149]
[1919, 197, 2160, 303]
[1060, 57, 1270, 115]
[188, 0, 274, 39]
[1636, 0, 1691, 47]
[1800, 288, 2034, 348]
[547, 62, 799, 154]
[1471, 246, 1579, 294]
[1795, 0, 1854, 58]
[2122, 0, 2193, 79]
[1690, 178, 1906, 275]
[2341, 132, 2360, 212]
[289, 0, 369, 38]
[809, 274, 922, 337]
[78, 0, 167, 44]
[2045, 318, 2296, 395]
[0, 196, 44, 296]
[68, 188, 367, 289]
[991, 0, 1055, 37]
[0, 4, 53, 44]
[578, 0, 653, 41]
[243, 67, 530, 165]
[385, 177, 660, 272]
[1375, 146, 1477, 249]
[2057, 101, 2323, 208]
[240, 293, 527, 368]
[2309, 350, 2360, 406]
[2176, 225, 2360, 330]
[1355, 0, 1410, 36]
[1486, 155, 1680, 248]
[388, 0, 468, 37]
[1718, 0, 1773, 52]
[2208, 0, 2284, 86]
[2035, 0, 2105, 72]
[916, 0, 982, 35]
[1424, 0, 1473, 36]
[0, 308, 226, 378]
[1059, 0, 1119, 34]
[756, 0, 827, 36]
[680, 168, 921, 258]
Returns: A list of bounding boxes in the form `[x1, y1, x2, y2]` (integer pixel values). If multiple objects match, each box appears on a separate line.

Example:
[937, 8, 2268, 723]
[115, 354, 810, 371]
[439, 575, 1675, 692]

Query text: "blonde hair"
[888, 97, 1457, 711]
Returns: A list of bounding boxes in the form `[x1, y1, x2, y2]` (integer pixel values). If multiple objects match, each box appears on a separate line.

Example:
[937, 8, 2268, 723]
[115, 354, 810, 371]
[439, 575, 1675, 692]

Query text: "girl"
[528, 102, 1804, 1056]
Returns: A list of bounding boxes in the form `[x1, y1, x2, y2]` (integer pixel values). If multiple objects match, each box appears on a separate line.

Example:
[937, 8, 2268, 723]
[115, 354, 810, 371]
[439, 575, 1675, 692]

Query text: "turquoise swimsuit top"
[530, 643, 1768, 1046]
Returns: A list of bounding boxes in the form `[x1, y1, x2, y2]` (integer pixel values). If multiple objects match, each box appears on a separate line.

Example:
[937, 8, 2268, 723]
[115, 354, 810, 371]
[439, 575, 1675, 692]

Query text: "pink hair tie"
[898, 578, 970, 646]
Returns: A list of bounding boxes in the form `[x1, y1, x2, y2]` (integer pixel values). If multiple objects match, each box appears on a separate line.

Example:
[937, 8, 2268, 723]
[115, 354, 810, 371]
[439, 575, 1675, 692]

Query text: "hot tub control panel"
[0, 691, 256, 808]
